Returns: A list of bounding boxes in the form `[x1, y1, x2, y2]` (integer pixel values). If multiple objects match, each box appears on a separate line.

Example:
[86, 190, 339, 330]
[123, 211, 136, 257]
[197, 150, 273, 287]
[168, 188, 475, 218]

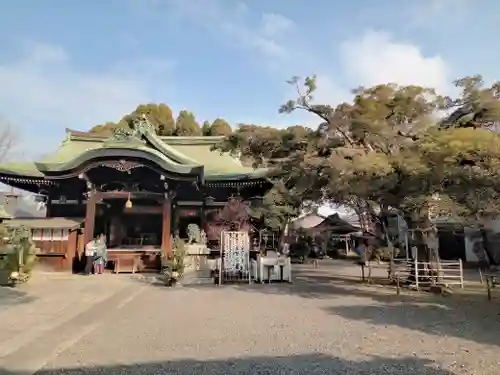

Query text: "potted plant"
[161, 236, 186, 286]
[0, 226, 38, 287]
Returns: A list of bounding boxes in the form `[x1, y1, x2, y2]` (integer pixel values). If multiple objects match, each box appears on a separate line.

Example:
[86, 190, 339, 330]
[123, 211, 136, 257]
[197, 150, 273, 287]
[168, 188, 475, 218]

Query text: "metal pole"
[219, 232, 223, 286]
[459, 258, 464, 288]
[248, 232, 251, 285]
[405, 231, 409, 261]
[414, 257, 419, 291]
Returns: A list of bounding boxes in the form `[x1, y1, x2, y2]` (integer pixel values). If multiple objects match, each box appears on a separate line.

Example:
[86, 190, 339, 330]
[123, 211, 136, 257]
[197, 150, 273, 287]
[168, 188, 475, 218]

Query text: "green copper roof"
[0, 162, 43, 177]
[0, 121, 267, 182]
[0, 205, 12, 220]
[161, 136, 267, 179]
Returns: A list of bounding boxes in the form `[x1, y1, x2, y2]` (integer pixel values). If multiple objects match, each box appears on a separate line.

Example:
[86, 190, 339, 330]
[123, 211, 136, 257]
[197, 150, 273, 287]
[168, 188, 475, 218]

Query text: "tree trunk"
[277, 217, 290, 251]
[405, 207, 435, 284]
[405, 208, 433, 262]
[480, 228, 498, 266]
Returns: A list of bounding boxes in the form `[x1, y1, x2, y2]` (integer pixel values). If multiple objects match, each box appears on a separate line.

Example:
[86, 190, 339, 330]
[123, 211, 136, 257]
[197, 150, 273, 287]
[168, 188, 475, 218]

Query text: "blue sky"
[0, 0, 498, 157]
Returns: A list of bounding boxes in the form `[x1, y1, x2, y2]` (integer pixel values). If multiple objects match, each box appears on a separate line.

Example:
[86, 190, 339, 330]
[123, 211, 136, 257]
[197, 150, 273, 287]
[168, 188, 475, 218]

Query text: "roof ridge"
[159, 136, 225, 145]
[67, 130, 107, 142]
[66, 131, 225, 144]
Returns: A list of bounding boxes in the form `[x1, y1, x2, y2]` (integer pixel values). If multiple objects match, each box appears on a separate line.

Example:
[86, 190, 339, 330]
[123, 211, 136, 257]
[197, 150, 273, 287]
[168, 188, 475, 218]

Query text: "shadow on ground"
[180, 265, 500, 348]
[2, 354, 456, 375]
[325, 300, 500, 348]
[0, 286, 36, 307]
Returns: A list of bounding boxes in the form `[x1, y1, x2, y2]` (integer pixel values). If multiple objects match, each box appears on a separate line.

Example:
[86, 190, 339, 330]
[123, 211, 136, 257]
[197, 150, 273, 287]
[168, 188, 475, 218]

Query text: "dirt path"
[1, 264, 499, 375]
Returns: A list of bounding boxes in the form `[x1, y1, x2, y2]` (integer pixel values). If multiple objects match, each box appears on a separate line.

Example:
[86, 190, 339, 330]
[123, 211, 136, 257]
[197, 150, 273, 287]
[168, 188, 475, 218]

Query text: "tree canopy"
[215, 74, 500, 263]
[89, 103, 233, 137]
[209, 118, 233, 136]
[175, 110, 201, 136]
[201, 121, 212, 136]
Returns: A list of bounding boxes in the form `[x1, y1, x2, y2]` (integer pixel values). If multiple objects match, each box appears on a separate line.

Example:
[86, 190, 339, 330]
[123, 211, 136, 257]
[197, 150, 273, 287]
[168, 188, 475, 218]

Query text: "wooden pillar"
[46, 195, 53, 217]
[200, 205, 206, 232]
[84, 192, 97, 246]
[161, 196, 172, 257]
[65, 229, 78, 272]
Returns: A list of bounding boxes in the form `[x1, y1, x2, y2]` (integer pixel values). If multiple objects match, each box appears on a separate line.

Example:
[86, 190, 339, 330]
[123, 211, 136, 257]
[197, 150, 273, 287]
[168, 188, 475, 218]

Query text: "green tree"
[126, 103, 176, 135]
[89, 120, 128, 135]
[427, 75, 500, 265]
[217, 74, 500, 267]
[217, 77, 446, 260]
[201, 121, 212, 136]
[248, 181, 302, 248]
[441, 75, 500, 130]
[210, 118, 233, 136]
[89, 103, 176, 135]
[280, 77, 449, 261]
[215, 123, 318, 248]
[429, 74, 500, 250]
[175, 110, 202, 136]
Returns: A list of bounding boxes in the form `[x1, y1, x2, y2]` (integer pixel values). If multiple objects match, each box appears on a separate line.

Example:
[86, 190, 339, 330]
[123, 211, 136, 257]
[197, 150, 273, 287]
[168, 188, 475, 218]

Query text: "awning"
[4, 217, 84, 230]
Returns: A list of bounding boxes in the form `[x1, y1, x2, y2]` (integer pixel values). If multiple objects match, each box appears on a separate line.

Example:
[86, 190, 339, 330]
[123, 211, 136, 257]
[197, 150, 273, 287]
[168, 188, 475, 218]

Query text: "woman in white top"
[84, 238, 97, 275]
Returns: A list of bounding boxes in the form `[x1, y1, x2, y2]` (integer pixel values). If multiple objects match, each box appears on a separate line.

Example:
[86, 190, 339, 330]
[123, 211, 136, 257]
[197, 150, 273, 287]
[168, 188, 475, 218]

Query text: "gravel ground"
[2, 262, 500, 375]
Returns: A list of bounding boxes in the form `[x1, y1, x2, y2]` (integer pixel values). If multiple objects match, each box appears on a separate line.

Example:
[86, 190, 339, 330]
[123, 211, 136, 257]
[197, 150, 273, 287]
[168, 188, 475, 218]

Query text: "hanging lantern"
[125, 192, 133, 209]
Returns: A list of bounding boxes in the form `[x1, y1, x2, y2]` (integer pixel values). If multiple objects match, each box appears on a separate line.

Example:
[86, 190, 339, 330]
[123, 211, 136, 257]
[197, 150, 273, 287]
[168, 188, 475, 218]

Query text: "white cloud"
[260, 13, 296, 38]
[310, 75, 350, 107]
[407, 0, 473, 28]
[160, 0, 297, 61]
[339, 30, 451, 95]
[0, 42, 174, 150]
[278, 30, 454, 129]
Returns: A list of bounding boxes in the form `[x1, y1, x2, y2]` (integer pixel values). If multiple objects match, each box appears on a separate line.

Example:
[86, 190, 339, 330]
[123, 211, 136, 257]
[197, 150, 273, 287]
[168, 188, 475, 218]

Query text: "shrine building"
[0, 117, 270, 272]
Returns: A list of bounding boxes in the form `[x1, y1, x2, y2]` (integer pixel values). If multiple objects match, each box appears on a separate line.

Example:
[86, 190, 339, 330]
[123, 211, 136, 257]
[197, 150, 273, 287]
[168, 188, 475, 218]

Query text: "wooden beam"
[161, 197, 172, 258]
[94, 191, 164, 200]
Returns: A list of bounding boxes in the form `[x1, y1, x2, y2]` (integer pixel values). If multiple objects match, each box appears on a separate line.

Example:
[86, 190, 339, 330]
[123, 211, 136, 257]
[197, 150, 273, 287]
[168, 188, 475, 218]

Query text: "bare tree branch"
[0, 117, 18, 163]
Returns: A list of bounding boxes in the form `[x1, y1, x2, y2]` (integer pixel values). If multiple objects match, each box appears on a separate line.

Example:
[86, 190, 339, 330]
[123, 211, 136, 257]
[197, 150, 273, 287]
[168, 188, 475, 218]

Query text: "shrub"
[0, 226, 38, 286]
[371, 246, 399, 262]
[290, 238, 311, 262]
[161, 236, 187, 286]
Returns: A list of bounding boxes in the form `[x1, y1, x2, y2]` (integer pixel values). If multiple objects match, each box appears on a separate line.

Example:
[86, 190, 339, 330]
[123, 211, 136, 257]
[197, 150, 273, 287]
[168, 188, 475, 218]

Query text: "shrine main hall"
[0, 117, 269, 272]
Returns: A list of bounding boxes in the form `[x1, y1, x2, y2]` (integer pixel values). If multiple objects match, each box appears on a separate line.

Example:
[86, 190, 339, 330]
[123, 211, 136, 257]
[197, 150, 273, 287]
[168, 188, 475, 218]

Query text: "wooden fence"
[388, 258, 464, 291]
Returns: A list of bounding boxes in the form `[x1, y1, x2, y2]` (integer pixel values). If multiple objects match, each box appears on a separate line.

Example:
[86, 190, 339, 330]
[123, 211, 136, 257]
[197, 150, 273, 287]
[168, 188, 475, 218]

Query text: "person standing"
[281, 241, 290, 257]
[84, 237, 97, 275]
[93, 234, 108, 275]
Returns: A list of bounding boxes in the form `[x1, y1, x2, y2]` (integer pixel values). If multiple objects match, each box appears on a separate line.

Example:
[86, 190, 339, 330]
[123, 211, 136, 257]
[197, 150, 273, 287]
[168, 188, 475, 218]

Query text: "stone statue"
[186, 223, 201, 244]
[200, 230, 207, 245]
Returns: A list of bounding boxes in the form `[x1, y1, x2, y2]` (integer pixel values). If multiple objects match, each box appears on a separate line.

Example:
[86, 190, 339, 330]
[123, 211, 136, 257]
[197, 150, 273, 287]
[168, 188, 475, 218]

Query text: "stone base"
[181, 269, 213, 285]
[185, 244, 210, 255]
[184, 244, 211, 273]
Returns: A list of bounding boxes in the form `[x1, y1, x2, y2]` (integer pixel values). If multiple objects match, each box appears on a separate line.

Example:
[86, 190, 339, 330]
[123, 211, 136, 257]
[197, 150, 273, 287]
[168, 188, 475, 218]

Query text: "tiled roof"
[0, 130, 267, 181]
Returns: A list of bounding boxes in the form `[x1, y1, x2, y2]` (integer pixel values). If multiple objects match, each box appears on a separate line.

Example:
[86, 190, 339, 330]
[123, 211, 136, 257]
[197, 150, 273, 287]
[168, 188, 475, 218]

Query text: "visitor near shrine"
[84, 237, 97, 275]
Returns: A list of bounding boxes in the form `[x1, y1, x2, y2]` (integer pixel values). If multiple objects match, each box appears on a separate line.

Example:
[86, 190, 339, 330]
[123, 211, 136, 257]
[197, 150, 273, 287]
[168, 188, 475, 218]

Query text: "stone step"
[184, 269, 212, 279]
[179, 277, 215, 286]
[180, 270, 214, 285]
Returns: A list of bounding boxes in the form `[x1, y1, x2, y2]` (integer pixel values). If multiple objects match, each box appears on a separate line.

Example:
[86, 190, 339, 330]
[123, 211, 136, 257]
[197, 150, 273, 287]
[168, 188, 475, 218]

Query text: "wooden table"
[108, 253, 141, 274]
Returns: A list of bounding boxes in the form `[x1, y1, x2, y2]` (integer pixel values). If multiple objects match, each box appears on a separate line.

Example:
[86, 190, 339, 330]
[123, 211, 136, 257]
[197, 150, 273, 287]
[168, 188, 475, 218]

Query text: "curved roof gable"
[34, 129, 201, 175]
[0, 117, 269, 181]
